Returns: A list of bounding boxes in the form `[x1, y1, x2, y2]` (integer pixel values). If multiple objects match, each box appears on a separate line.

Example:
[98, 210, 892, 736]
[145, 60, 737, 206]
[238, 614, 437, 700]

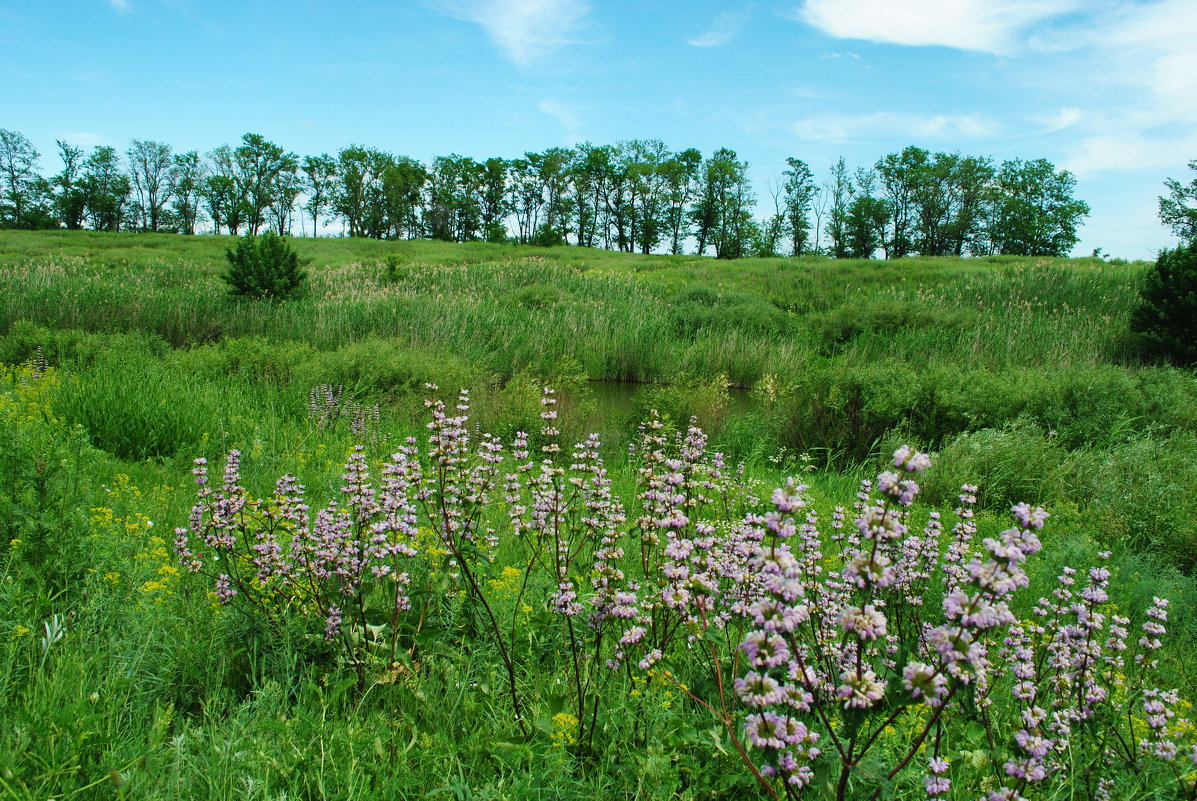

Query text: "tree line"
[0, 127, 1091, 258]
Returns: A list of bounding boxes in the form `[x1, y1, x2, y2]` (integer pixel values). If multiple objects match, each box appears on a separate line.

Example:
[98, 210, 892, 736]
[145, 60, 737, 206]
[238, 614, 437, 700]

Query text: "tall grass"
[0, 232, 1152, 385]
[3, 353, 1197, 801]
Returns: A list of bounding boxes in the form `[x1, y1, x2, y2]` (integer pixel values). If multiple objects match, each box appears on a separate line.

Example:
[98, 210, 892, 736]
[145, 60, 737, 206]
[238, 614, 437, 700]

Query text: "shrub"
[173, 396, 1197, 799]
[0, 361, 95, 591]
[381, 253, 406, 282]
[668, 285, 791, 339]
[222, 231, 306, 300]
[767, 360, 1197, 465]
[171, 336, 319, 385]
[1131, 242, 1197, 365]
[295, 338, 483, 403]
[921, 420, 1073, 509]
[633, 373, 731, 435]
[1084, 433, 1197, 571]
[510, 282, 563, 309]
[55, 348, 224, 460]
[809, 298, 977, 351]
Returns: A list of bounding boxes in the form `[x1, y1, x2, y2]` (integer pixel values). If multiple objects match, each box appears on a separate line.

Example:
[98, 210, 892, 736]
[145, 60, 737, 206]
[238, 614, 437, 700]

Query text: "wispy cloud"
[537, 99, 583, 143]
[796, 0, 1080, 55]
[1088, 0, 1197, 123]
[62, 132, 106, 147]
[1037, 106, 1082, 134]
[1065, 131, 1197, 175]
[109, 0, 131, 13]
[687, 11, 749, 47]
[428, 0, 593, 67]
[796, 0, 1197, 178]
[1048, 1, 1197, 173]
[791, 111, 997, 143]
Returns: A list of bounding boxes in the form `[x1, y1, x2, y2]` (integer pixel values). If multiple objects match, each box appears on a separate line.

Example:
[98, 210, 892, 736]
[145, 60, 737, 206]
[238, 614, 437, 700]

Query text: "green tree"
[268, 163, 302, 235]
[906, 151, 995, 256]
[624, 139, 669, 254]
[479, 157, 511, 243]
[426, 154, 484, 242]
[508, 156, 542, 245]
[510, 147, 572, 246]
[235, 133, 297, 235]
[754, 181, 785, 257]
[570, 142, 615, 249]
[334, 145, 391, 238]
[53, 140, 87, 230]
[660, 147, 702, 255]
[824, 157, 852, 259]
[948, 154, 996, 256]
[875, 147, 926, 258]
[302, 154, 337, 236]
[382, 156, 427, 240]
[1131, 242, 1197, 365]
[989, 158, 1089, 256]
[81, 146, 131, 232]
[126, 138, 173, 232]
[694, 148, 754, 259]
[781, 157, 816, 256]
[1159, 160, 1197, 243]
[204, 145, 244, 235]
[845, 169, 891, 259]
[0, 128, 41, 228]
[170, 151, 205, 235]
[222, 231, 306, 300]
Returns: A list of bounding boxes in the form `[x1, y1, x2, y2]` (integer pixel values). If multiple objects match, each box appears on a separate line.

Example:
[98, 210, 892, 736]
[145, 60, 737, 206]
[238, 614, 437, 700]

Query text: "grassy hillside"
[2, 231, 1197, 800]
[0, 230, 1150, 379]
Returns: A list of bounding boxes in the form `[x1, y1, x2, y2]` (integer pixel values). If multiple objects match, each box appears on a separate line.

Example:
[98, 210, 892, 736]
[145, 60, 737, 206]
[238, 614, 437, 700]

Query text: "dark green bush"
[920, 421, 1074, 510]
[0, 391, 95, 592]
[295, 338, 484, 403]
[669, 285, 791, 339]
[510, 283, 563, 309]
[1131, 242, 1197, 365]
[172, 336, 319, 385]
[809, 299, 977, 351]
[55, 347, 223, 460]
[0, 321, 169, 368]
[632, 374, 732, 435]
[0, 321, 85, 365]
[223, 231, 306, 300]
[766, 360, 1197, 465]
[381, 253, 407, 283]
[1083, 433, 1197, 572]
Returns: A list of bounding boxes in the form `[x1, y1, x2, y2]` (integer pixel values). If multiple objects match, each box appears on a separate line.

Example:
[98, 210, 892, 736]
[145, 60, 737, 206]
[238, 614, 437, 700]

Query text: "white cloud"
[109, 0, 131, 12]
[1091, 1, 1197, 123]
[1050, 1, 1197, 174]
[1037, 106, 1083, 134]
[62, 132, 106, 147]
[687, 12, 748, 47]
[538, 100, 580, 133]
[797, 0, 1080, 54]
[791, 112, 997, 143]
[796, 0, 1197, 178]
[1065, 131, 1197, 176]
[429, 0, 592, 67]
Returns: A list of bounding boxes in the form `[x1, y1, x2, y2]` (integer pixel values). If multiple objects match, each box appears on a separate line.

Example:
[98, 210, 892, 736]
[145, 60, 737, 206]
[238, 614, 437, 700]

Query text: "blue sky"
[2, 0, 1195, 258]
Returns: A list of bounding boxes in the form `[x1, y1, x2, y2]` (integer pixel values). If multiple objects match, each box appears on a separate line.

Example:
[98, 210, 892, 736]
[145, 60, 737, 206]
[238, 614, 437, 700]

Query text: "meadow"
[2, 230, 1197, 800]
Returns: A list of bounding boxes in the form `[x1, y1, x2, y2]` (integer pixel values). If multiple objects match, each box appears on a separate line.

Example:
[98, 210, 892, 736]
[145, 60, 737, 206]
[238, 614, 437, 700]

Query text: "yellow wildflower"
[551, 713, 579, 746]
